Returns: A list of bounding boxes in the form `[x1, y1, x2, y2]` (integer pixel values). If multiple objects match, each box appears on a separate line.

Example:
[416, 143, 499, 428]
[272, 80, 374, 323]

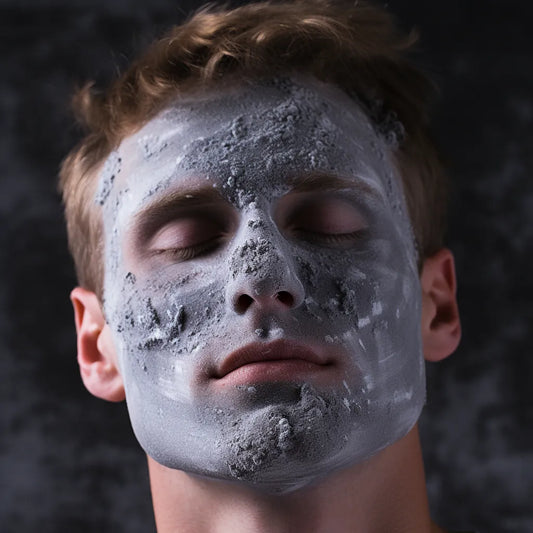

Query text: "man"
[60, 1, 464, 531]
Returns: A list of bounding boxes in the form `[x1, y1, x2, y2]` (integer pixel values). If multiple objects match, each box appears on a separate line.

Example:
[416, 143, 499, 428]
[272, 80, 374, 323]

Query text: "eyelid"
[281, 193, 369, 235]
[148, 215, 226, 248]
[134, 201, 236, 250]
[133, 192, 235, 243]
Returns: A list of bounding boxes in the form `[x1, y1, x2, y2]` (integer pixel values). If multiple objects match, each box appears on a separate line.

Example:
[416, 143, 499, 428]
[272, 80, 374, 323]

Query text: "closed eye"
[148, 217, 228, 261]
[283, 195, 369, 248]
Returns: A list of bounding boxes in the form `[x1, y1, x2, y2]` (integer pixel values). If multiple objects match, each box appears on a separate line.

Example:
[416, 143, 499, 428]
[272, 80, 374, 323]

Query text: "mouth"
[213, 339, 333, 386]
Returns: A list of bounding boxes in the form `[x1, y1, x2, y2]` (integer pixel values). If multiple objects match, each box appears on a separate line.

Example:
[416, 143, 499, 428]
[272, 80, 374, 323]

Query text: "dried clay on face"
[98, 76, 424, 493]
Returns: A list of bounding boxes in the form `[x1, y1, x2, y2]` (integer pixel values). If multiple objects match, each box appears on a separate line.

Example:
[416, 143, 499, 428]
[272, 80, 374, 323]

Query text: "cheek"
[295, 235, 402, 315]
[296, 238, 420, 350]
[107, 269, 227, 401]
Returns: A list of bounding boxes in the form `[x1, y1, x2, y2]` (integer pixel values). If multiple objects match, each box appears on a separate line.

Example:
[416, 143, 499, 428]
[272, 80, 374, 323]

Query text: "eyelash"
[151, 226, 367, 262]
[154, 238, 222, 261]
[293, 228, 369, 245]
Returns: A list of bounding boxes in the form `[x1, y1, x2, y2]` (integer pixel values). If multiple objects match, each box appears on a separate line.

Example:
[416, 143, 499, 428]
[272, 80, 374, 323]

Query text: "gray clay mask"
[98, 76, 425, 493]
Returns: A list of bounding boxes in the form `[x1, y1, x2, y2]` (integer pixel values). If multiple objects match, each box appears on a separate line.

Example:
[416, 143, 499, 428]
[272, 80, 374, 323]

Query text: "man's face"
[98, 77, 425, 493]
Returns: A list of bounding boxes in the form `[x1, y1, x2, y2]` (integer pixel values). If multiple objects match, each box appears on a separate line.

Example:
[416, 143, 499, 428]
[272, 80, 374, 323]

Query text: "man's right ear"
[70, 287, 125, 402]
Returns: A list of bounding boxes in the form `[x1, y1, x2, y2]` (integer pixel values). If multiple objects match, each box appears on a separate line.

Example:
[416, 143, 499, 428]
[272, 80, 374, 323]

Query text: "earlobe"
[71, 287, 125, 402]
[420, 248, 461, 362]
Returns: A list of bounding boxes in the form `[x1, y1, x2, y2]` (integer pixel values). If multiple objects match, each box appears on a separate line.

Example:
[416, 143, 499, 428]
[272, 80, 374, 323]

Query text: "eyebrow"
[131, 172, 382, 239]
[288, 172, 382, 197]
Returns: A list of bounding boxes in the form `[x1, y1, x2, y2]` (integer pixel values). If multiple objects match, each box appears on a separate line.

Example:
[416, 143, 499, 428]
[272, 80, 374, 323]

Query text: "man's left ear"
[420, 248, 461, 362]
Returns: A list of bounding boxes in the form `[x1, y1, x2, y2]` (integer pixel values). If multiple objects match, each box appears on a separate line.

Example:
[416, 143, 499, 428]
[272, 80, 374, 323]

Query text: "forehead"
[98, 76, 401, 218]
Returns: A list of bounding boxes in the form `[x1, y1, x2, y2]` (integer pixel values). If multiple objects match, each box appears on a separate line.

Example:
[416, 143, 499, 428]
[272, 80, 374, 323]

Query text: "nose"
[226, 232, 305, 316]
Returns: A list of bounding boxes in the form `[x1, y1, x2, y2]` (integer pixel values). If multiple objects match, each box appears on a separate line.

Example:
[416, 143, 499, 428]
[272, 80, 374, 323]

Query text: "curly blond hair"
[59, 0, 448, 298]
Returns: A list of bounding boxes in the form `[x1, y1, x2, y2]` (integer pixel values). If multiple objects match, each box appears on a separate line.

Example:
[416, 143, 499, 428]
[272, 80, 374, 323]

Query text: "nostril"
[234, 293, 254, 314]
[233, 289, 299, 314]
[276, 291, 294, 307]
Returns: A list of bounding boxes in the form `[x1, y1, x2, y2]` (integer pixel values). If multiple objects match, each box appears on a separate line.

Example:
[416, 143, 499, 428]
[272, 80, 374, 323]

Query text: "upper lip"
[215, 339, 329, 379]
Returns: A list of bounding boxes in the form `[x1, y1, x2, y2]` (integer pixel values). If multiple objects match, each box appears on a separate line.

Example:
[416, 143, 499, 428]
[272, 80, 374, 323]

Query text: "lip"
[214, 339, 332, 384]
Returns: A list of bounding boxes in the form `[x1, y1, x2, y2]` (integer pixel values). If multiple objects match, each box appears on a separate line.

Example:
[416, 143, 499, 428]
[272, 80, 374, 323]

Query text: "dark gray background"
[1, 1, 531, 532]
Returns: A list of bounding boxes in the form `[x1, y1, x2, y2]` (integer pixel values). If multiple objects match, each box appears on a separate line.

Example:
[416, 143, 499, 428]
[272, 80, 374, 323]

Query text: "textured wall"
[1, 1, 531, 532]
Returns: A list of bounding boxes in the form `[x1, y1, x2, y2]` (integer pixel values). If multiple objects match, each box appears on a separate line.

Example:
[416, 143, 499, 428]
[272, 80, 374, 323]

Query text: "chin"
[146, 382, 423, 495]
[129, 368, 425, 494]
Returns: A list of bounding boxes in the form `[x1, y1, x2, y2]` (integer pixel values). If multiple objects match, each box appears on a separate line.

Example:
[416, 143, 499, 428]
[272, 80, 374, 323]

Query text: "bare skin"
[148, 425, 447, 533]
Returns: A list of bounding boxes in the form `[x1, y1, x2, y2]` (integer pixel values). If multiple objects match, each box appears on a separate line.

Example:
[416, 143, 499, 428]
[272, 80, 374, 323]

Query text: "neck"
[148, 425, 441, 533]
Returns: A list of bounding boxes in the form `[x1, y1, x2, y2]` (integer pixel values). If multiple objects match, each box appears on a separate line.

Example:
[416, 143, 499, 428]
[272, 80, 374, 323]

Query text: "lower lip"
[217, 359, 331, 386]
